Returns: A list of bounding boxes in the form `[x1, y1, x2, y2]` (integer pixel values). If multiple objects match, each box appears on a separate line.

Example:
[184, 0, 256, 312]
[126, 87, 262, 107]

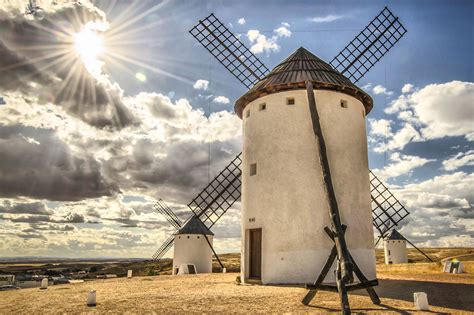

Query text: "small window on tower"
[250, 163, 257, 176]
[286, 97, 295, 105]
[259, 103, 266, 111]
[246, 109, 250, 118]
[340, 100, 348, 108]
[388, 250, 391, 255]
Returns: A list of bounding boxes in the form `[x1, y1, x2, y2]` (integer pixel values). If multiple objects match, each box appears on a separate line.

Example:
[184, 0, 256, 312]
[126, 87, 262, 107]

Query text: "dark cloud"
[451, 207, 474, 219]
[30, 223, 75, 232]
[0, 200, 51, 215]
[5, 212, 85, 224]
[0, 124, 117, 201]
[0, 4, 135, 129]
[61, 212, 85, 223]
[17, 229, 47, 240]
[0, 41, 56, 93]
[9, 215, 51, 223]
[86, 208, 101, 218]
[104, 138, 241, 203]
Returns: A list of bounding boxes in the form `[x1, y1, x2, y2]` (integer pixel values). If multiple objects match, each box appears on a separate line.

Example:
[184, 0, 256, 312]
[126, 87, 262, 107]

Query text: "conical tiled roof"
[234, 47, 373, 118]
[385, 229, 406, 241]
[177, 216, 214, 236]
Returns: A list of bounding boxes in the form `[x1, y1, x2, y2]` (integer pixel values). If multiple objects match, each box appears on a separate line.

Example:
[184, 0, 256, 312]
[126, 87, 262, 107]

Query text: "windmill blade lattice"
[154, 199, 183, 230]
[330, 7, 407, 83]
[152, 233, 176, 261]
[152, 154, 242, 261]
[189, 14, 270, 89]
[188, 153, 242, 228]
[369, 170, 410, 237]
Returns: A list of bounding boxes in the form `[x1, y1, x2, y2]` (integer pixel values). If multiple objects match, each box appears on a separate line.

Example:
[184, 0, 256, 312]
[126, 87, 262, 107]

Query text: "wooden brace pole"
[305, 80, 353, 283]
[202, 233, 225, 269]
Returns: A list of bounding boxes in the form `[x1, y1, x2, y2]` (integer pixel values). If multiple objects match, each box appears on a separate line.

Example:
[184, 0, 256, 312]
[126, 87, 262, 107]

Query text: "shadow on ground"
[353, 279, 474, 312]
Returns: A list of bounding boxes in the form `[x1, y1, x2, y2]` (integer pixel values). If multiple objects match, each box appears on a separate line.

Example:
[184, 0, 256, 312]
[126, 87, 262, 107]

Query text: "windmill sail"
[369, 170, 410, 237]
[154, 199, 183, 230]
[152, 154, 242, 261]
[330, 7, 407, 83]
[188, 153, 242, 228]
[189, 14, 270, 89]
[152, 233, 176, 261]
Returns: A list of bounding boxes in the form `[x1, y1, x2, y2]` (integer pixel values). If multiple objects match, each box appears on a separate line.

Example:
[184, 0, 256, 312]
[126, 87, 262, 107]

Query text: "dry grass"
[1, 267, 473, 314]
[374, 247, 474, 264]
[2, 249, 473, 313]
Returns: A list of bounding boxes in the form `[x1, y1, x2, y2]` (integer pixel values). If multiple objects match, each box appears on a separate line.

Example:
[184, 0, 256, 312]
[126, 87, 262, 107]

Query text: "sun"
[73, 23, 106, 78]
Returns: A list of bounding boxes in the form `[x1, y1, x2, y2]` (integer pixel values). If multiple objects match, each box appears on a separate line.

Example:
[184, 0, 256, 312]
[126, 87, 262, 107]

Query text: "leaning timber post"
[203, 233, 224, 270]
[305, 80, 354, 313]
[404, 238, 433, 262]
[305, 80, 353, 281]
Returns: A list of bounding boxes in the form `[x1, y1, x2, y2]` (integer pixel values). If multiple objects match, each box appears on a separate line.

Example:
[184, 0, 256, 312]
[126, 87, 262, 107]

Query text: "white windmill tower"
[383, 229, 408, 264]
[236, 47, 376, 285]
[172, 215, 215, 275]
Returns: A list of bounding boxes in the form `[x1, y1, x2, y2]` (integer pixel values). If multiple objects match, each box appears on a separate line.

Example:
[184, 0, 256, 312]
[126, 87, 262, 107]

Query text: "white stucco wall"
[240, 89, 376, 284]
[384, 240, 408, 264]
[173, 234, 213, 274]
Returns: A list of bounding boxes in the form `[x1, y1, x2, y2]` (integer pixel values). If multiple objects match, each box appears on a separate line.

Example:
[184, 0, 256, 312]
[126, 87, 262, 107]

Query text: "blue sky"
[101, 0, 474, 183]
[0, 0, 472, 257]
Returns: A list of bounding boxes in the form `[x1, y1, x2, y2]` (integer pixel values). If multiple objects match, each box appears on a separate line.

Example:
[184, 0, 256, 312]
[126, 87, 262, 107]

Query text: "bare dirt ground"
[1, 262, 473, 314]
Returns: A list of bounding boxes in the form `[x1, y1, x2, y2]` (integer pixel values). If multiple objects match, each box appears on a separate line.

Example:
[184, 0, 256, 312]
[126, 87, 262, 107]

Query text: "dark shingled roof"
[177, 216, 214, 236]
[234, 47, 373, 118]
[385, 229, 406, 241]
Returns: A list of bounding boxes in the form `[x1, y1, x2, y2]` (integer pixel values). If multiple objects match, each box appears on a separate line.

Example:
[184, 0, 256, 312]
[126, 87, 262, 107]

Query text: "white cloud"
[370, 122, 422, 153]
[369, 118, 392, 137]
[401, 83, 414, 94]
[247, 23, 291, 55]
[373, 152, 435, 180]
[282, 22, 290, 27]
[412, 192, 470, 209]
[247, 29, 280, 54]
[394, 171, 474, 209]
[274, 26, 291, 38]
[442, 150, 474, 171]
[372, 84, 394, 96]
[309, 14, 343, 23]
[237, 18, 246, 25]
[370, 81, 474, 153]
[213, 96, 230, 104]
[193, 79, 209, 90]
[387, 172, 474, 247]
[386, 81, 474, 141]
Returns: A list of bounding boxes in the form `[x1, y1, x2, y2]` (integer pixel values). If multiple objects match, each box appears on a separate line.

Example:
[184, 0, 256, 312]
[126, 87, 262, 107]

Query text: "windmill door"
[249, 228, 262, 279]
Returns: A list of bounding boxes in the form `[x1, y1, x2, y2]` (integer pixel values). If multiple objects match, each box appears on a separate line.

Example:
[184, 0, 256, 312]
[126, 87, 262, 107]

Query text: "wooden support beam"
[202, 233, 224, 269]
[404, 237, 433, 262]
[302, 225, 347, 305]
[305, 279, 379, 292]
[305, 80, 353, 283]
[302, 245, 338, 305]
[336, 264, 351, 315]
